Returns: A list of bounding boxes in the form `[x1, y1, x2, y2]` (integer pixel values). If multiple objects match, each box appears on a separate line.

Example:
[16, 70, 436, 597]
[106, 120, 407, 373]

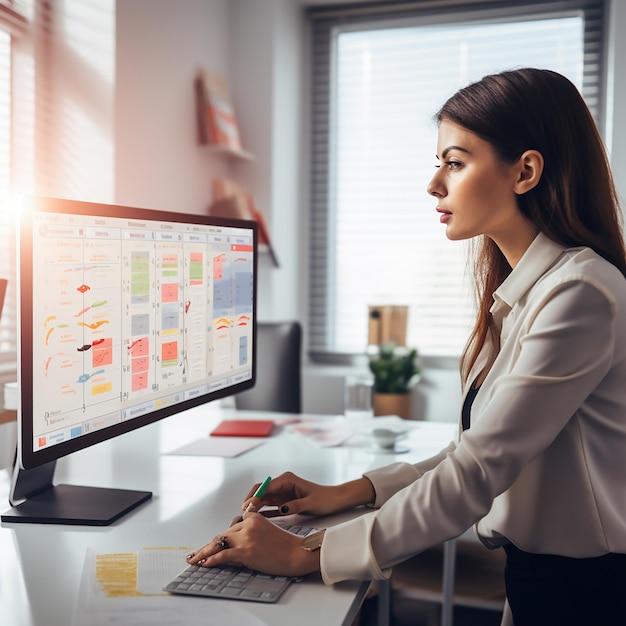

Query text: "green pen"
[245, 476, 271, 513]
[253, 476, 272, 499]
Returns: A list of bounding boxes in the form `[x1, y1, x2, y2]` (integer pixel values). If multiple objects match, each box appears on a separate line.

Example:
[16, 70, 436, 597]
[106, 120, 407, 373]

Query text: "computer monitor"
[1, 197, 257, 525]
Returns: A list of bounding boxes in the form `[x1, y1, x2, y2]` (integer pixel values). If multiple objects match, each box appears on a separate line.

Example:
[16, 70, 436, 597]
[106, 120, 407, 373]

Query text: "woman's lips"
[436, 207, 452, 223]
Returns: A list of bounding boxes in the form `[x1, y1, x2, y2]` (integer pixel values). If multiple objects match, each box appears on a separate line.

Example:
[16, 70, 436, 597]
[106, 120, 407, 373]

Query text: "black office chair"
[235, 321, 302, 413]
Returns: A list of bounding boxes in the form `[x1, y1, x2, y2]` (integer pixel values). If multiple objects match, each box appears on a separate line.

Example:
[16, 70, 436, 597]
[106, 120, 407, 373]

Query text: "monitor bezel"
[18, 196, 258, 471]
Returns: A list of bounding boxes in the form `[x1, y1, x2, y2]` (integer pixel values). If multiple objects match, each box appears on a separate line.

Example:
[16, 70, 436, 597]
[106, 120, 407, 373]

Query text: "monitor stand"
[1, 458, 152, 526]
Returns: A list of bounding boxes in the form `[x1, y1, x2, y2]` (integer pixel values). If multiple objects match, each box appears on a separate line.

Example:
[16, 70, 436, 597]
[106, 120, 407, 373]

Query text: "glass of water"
[344, 375, 374, 419]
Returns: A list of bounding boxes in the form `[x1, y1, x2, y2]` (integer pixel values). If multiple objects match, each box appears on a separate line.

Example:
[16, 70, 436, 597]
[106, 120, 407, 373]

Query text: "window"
[0, 27, 13, 363]
[0, 0, 115, 381]
[0, 0, 29, 379]
[308, 0, 606, 359]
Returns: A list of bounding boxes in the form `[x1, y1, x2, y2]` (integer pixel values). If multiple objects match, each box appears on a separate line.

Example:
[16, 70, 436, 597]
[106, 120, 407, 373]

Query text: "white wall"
[230, 0, 305, 321]
[115, 0, 305, 320]
[115, 0, 233, 215]
[112, 0, 626, 419]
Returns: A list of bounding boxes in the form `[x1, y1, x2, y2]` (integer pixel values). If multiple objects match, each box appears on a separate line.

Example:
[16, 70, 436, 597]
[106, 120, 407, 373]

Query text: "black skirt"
[503, 542, 626, 625]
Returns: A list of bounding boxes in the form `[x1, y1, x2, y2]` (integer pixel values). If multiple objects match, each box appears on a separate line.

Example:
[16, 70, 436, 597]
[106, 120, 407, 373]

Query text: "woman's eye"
[434, 160, 462, 170]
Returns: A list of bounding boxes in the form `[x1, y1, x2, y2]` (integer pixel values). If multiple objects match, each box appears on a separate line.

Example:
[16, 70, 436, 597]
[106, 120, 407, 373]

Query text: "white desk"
[0, 405, 457, 626]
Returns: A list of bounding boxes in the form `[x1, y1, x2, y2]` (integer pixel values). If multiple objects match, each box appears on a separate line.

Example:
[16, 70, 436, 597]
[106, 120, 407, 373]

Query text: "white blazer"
[321, 234, 626, 594]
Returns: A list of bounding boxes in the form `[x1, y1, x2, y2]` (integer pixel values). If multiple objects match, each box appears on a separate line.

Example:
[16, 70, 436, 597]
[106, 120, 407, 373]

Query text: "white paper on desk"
[287, 415, 408, 447]
[165, 436, 264, 457]
[287, 419, 354, 447]
[73, 548, 267, 626]
[136, 547, 190, 595]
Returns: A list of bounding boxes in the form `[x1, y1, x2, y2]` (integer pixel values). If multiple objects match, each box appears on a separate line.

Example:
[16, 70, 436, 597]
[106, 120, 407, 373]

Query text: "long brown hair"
[435, 68, 626, 380]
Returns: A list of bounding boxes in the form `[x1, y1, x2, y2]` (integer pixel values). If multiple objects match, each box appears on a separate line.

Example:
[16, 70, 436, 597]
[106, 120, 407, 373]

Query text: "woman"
[187, 69, 626, 625]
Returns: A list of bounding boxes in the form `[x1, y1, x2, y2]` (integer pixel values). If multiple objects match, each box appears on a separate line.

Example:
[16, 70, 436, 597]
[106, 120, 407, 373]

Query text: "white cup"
[371, 428, 406, 450]
[1, 382, 17, 470]
[344, 375, 374, 419]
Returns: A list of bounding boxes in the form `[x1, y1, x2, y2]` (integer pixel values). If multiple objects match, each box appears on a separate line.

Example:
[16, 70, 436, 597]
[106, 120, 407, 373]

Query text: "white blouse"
[321, 233, 626, 586]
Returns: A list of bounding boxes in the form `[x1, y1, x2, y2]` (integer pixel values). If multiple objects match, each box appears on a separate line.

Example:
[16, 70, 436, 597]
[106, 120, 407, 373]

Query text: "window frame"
[306, 0, 608, 362]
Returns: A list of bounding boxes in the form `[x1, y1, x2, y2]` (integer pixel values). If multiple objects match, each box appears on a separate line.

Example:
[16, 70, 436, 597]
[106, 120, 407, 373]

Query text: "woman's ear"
[514, 150, 544, 195]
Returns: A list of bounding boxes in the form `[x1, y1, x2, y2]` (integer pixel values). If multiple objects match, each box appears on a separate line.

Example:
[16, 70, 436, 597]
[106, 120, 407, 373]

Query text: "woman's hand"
[242, 471, 375, 517]
[185, 513, 320, 577]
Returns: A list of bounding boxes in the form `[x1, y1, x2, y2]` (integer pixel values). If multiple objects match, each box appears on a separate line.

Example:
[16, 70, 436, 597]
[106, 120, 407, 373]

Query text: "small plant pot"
[374, 393, 412, 420]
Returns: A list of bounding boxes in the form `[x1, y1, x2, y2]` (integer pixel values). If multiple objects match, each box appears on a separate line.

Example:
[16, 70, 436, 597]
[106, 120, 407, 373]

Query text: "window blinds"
[307, 0, 606, 358]
[0, 0, 31, 376]
[0, 27, 16, 371]
[0, 0, 115, 379]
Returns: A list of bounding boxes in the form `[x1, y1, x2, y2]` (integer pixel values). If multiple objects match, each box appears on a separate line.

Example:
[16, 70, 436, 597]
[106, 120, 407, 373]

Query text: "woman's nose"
[427, 171, 444, 197]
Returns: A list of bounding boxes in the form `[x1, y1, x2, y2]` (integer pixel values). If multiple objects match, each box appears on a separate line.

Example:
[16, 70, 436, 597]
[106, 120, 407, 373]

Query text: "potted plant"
[368, 342, 420, 419]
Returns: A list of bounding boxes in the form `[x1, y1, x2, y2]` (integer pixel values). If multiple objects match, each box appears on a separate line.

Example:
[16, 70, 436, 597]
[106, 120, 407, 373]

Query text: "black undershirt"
[462, 384, 481, 431]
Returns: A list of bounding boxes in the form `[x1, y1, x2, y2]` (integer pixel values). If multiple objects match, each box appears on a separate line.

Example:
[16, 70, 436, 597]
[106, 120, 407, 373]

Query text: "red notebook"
[210, 419, 275, 438]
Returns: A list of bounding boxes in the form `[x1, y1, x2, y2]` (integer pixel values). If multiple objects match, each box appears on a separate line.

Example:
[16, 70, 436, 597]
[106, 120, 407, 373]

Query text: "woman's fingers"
[241, 472, 318, 513]
[244, 481, 263, 500]
[185, 513, 314, 577]
[186, 533, 237, 567]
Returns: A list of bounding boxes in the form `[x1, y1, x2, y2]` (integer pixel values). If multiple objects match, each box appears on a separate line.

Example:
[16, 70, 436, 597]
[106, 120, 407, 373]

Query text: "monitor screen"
[3, 196, 257, 525]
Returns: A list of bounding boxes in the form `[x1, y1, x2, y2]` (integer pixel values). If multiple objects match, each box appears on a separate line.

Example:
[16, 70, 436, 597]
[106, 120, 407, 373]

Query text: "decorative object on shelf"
[368, 305, 408, 347]
[195, 69, 254, 161]
[368, 342, 420, 420]
[210, 178, 279, 266]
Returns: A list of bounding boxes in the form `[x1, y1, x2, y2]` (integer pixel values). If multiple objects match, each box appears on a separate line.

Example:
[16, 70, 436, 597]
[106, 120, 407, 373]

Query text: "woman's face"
[427, 119, 530, 252]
